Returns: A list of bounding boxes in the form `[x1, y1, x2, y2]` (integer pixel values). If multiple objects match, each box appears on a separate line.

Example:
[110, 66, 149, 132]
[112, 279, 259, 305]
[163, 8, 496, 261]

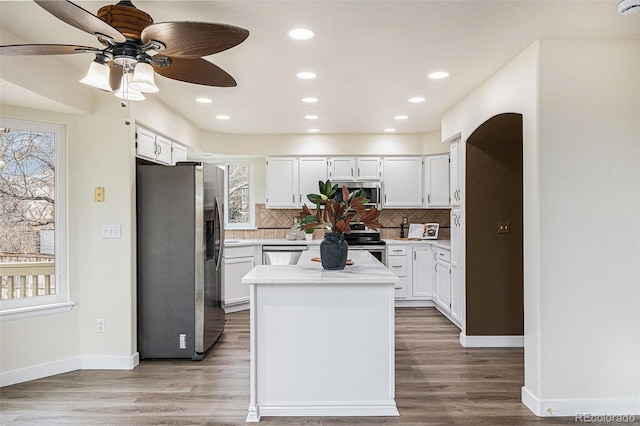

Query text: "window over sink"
[224, 161, 255, 230]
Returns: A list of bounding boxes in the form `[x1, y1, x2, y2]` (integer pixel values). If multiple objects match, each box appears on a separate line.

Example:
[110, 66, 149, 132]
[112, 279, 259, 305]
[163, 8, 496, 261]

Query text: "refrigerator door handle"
[215, 196, 224, 272]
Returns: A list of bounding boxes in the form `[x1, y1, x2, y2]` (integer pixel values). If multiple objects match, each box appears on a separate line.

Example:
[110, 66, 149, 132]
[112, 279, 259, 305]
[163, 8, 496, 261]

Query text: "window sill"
[0, 301, 76, 322]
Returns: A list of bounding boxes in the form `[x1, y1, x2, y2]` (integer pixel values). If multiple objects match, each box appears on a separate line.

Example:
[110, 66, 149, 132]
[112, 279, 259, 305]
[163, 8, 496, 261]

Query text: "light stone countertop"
[384, 238, 450, 250]
[242, 250, 398, 284]
[225, 237, 450, 250]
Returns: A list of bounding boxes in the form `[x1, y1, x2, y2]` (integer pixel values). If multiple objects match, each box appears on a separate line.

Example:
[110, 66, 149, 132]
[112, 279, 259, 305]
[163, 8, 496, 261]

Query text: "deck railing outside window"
[1, 254, 55, 300]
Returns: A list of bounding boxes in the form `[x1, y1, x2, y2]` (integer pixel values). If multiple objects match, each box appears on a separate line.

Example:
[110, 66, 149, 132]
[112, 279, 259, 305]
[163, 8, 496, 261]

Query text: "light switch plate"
[94, 187, 105, 202]
[102, 225, 121, 239]
[498, 221, 510, 234]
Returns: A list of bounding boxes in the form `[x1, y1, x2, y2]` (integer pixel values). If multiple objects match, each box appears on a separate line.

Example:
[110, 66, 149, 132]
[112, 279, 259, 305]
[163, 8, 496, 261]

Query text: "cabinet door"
[450, 141, 461, 206]
[451, 209, 461, 265]
[412, 246, 434, 298]
[266, 157, 298, 208]
[155, 135, 172, 165]
[171, 142, 187, 165]
[329, 157, 356, 181]
[299, 157, 328, 206]
[222, 257, 254, 306]
[450, 263, 461, 324]
[424, 154, 450, 207]
[136, 126, 158, 161]
[356, 157, 381, 180]
[435, 260, 451, 311]
[383, 157, 423, 207]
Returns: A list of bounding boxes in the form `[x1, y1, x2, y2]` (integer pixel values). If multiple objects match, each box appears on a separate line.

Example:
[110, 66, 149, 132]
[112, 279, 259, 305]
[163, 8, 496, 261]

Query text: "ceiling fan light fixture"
[114, 74, 146, 101]
[129, 61, 159, 93]
[79, 60, 113, 92]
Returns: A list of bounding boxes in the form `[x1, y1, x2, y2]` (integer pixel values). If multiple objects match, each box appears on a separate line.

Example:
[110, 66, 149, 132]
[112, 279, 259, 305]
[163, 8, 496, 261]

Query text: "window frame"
[223, 161, 255, 230]
[0, 117, 73, 321]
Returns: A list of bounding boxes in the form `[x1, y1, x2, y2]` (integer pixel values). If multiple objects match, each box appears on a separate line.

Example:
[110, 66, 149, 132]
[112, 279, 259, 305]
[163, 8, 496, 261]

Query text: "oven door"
[348, 245, 386, 266]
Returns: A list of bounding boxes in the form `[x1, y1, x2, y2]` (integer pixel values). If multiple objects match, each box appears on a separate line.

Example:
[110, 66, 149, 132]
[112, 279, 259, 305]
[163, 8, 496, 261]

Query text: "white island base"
[243, 250, 399, 422]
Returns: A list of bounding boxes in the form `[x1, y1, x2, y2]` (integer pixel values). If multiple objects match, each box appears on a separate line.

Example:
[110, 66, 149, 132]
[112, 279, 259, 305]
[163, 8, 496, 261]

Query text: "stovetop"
[344, 230, 385, 246]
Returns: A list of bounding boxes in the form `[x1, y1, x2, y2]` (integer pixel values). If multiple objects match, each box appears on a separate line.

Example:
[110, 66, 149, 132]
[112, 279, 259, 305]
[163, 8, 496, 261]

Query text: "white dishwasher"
[262, 245, 308, 265]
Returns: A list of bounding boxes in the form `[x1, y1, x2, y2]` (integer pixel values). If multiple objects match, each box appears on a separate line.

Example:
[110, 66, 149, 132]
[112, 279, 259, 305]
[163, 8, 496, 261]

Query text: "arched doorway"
[465, 113, 523, 337]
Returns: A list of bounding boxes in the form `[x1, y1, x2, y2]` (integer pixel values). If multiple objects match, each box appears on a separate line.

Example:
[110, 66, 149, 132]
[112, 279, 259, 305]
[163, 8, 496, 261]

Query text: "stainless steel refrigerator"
[136, 162, 225, 360]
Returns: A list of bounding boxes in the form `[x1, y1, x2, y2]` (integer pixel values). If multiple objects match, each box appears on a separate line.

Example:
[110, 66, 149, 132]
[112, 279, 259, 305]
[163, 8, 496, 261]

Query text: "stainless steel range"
[344, 223, 386, 265]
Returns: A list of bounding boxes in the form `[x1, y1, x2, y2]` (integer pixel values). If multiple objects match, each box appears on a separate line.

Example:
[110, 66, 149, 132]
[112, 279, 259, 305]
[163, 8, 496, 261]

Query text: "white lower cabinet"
[222, 245, 256, 312]
[387, 244, 435, 306]
[412, 246, 434, 298]
[386, 246, 408, 298]
[433, 247, 461, 328]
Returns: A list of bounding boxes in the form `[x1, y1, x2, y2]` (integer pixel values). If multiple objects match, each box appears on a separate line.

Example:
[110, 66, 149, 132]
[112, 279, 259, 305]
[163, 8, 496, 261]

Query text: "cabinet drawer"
[387, 256, 407, 276]
[387, 246, 407, 256]
[435, 248, 451, 263]
[394, 277, 407, 298]
[224, 246, 255, 259]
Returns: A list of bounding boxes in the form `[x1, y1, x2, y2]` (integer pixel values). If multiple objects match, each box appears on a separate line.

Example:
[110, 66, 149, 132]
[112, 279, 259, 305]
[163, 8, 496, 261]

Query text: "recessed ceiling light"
[302, 97, 319, 103]
[308, 128, 320, 133]
[288, 28, 315, 40]
[305, 115, 319, 120]
[384, 128, 396, 133]
[428, 71, 450, 79]
[297, 71, 317, 79]
[394, 115, 409, 120]
[216, 115, 230, 120]
[408, 97, 426, 103]
[195, 97, 213, 103]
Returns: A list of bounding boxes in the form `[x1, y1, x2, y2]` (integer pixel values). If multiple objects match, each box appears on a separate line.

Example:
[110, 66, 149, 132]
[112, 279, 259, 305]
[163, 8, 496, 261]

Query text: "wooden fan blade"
[152, 57, 237, 87]
[142, 22, 249, 59]
[109, 63, 124, 91]
[34, 0, 126, 43]
[0, 44, 99, 56]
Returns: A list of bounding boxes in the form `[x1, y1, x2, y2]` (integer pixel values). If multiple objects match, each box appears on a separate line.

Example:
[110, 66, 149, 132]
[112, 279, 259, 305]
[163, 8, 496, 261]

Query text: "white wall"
[0, 92, 137, 379]
[442, 40, 640, 416]
[202, 132, 424, 157]
[536, 40, 639, 404]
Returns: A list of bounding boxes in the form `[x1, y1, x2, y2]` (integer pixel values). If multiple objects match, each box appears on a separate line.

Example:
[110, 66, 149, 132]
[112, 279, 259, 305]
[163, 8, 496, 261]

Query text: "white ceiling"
[1, 1, 639, 135]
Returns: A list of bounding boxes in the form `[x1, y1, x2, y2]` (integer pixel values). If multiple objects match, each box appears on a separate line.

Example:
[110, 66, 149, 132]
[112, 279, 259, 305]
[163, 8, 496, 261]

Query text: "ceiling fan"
[0, 0, 249, 100]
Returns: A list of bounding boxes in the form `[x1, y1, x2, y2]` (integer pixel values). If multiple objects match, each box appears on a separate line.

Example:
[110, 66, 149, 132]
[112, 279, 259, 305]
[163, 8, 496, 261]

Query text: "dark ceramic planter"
[320, 232, 349, 270]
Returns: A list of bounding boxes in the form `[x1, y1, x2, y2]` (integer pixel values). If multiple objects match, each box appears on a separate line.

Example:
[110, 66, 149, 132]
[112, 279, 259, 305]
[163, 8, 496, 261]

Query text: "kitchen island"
[243, 250, 399, 422]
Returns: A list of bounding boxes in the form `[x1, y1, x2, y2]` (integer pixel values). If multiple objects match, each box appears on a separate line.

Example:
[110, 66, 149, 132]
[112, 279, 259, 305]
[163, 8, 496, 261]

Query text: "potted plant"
[297, 180, 383, 269]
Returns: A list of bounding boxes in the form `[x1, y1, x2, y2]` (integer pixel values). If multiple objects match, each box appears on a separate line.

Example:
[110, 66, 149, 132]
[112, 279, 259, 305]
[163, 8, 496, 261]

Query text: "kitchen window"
[224, 161, 255, 230]
[0, 118, 72, 321]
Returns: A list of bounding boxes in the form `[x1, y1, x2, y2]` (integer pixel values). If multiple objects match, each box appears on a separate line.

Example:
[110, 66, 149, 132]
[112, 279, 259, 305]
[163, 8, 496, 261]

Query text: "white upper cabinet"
[328, 157, 381, 181]
[382, 157, 423, 208]
[155, 135, 172, 165]
[135, 126, 180, 166]
[298, 157, 328, 206]
[423, 154, 450, 208]
[135, 126, 159, 162]
[450, 140, 462, 206]
[355, 157, 382, 180]
[328, 157, 356, 181]
[171, 142, 187, 165]
[265, 157, 298, 208]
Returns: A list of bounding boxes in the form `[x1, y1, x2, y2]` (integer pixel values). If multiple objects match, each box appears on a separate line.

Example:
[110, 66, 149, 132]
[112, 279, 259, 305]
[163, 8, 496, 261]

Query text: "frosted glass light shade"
[129, 62, 159, 93]
[114, 75, 145, 101]
[79, 61, 113, 91]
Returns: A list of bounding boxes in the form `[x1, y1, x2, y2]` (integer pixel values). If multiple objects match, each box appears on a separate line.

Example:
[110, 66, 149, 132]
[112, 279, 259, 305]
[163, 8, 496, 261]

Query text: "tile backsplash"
[225, 204, 450, 240]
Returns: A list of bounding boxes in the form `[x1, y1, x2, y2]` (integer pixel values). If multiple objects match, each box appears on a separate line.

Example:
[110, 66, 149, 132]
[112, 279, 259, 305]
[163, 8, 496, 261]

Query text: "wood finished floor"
[0, 308, 575, 425]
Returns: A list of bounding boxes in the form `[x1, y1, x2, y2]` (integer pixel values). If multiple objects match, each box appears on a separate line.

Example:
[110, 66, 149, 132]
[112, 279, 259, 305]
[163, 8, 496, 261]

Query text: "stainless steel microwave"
[333, 181, 381, 210]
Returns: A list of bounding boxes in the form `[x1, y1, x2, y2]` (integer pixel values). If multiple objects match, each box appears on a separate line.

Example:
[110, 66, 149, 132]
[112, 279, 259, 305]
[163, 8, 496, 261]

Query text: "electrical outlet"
[179, 334, 187, 349]
[101, 224, 121, 239]
[97, 319, 105, 333]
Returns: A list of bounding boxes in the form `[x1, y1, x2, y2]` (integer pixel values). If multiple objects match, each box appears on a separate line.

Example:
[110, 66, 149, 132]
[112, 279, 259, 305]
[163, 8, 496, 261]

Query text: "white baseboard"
[248, 401, 399, 422]
[1, 353, 139, 387]
[395, 299, 435, 308]
[223, 300, 250, 313]
[522, 386, 640, 417]
[459, 333, 524, 347]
